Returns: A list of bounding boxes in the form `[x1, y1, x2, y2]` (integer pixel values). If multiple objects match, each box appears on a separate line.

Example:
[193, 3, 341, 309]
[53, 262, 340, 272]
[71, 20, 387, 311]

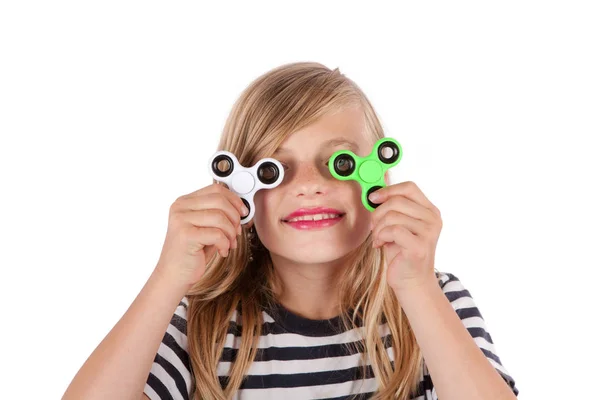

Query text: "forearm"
[63, 267, 191, 400]
[395, 278, 516, 400]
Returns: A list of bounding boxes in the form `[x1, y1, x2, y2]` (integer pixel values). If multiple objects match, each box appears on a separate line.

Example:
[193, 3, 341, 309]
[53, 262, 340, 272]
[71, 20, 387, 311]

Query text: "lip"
[282, 207, 346, 231]
[283, 207, 345, 221]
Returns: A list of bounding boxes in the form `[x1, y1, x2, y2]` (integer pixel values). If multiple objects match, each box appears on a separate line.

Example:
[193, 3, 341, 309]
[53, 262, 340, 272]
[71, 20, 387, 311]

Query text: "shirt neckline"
[263, 300, 352, 336]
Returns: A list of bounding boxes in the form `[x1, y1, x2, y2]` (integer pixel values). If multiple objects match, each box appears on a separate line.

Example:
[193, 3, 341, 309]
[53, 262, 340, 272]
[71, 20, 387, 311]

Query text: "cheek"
[252, 190, 278, 226]
[345, 182, 364, 207]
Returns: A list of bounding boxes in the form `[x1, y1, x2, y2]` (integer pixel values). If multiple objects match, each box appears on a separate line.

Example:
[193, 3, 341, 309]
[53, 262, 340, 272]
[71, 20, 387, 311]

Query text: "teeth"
[287, 213, 340, 222]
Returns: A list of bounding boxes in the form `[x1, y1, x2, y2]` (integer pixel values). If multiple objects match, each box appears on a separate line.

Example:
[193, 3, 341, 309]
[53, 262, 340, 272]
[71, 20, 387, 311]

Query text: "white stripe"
[488, 357, 511, 378]
[460, 316, 486, 329]
[228, 310, 276, 324]
[450, 295, 477, 311]
[437, 272, 450, 285]
[223, 323, 390, 349]
[174, 304, 187, 320]
[230, 309, 239, 323]
[143, 383, 160, 400]
[262, 311, 276, 323]
[474, 336, 496, 352]
[230, 377, 379, 400]
[442, 280, 465, 293]
[218, 344, 395, 376]
[167, 322, 188, 351]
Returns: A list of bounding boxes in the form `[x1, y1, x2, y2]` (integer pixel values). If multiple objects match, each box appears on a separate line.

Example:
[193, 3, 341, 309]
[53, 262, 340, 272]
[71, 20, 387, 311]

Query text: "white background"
[1, 1, 599, 398]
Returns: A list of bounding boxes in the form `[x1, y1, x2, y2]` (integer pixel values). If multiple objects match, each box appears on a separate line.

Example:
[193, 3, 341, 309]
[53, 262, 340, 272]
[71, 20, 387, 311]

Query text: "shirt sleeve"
[427, 272, 519, 398]
[144, 296, 193, 400]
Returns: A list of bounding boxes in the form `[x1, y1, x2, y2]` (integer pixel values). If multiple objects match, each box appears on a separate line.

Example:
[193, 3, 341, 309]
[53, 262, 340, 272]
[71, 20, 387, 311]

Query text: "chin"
[267, 238, 364, 265]
[275, 250, 350, 266]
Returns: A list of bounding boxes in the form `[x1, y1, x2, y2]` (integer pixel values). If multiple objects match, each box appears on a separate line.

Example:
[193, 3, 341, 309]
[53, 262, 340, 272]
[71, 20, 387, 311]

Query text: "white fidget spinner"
[208, 151, 285, 224]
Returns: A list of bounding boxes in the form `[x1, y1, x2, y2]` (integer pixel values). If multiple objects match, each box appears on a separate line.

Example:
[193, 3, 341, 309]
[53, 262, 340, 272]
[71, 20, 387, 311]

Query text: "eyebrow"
[274, 137, 360, 155]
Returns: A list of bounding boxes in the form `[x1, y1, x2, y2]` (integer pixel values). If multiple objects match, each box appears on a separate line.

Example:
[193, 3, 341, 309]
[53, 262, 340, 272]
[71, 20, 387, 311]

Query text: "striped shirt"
[144, 272, 518, 399]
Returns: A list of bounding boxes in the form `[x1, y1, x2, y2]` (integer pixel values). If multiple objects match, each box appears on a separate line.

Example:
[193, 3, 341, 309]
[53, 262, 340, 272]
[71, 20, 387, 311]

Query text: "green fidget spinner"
[328, 137, 403, 211]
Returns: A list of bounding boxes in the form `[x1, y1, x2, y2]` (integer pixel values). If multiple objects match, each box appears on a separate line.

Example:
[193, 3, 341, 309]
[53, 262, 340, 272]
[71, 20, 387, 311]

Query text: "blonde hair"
[187, 62, 424, 399]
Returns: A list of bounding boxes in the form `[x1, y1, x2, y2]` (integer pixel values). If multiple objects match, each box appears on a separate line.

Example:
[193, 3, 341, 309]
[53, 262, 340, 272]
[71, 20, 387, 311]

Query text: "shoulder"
[435, 271, 473, 302]
[434, 270, 482, 320]
[435, 270, 462, 289]
[431, 271, 520, 396]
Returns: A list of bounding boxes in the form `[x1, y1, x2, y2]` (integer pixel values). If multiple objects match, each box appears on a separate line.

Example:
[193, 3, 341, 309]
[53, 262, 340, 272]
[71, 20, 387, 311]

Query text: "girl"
[64, 62, 518, 400]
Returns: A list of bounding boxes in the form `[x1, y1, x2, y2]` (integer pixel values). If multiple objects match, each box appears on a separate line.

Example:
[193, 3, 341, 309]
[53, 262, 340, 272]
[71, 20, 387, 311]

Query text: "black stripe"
[496, 368, 519, 395]
[178, 300, 188, 310]
[221, 366, 429, 396]
[314, 374, 431, 400]
[153, 353, 189, 400]
[221, 334, 393, 362]
[481, 347, 502, 366]
[147, 372, 175, 400]
[162, 331, 191, 371]
[421, 373, 434, 393]
[444, 289, 472, 303]
[314, 392, 374, 400]
[227, 320, 241, 336]
[226, 319, 371, 337]
[466, 327, 495, 344]
[453, 306, 483, 320]
[171, 313, 187, 336]
[220, 365, 376, 389]
[262, 302, 364, 336]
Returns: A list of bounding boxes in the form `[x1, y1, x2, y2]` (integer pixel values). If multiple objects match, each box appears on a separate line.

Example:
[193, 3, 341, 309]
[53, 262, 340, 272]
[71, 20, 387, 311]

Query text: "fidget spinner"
[208, 151, 285, 224]
[328, 137, 403, 211]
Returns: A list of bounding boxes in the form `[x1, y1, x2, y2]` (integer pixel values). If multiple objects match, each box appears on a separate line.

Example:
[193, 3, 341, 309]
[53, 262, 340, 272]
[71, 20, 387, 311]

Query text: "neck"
[269, 252, 352, 320]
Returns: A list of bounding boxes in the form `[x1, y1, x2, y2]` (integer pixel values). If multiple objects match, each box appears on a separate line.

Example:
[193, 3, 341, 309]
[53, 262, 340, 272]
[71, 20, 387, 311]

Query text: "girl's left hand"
[369, 181, 443, 294]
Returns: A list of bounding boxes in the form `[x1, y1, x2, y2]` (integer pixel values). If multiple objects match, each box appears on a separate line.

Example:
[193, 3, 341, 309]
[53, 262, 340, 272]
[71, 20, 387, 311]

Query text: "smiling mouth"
[281, 212, 346, 230]
[283, 212, 345, 223]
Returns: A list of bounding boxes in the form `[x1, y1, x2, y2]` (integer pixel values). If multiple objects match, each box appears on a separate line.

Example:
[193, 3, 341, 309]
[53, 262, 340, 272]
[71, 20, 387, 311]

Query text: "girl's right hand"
[155, 183, 247, 288]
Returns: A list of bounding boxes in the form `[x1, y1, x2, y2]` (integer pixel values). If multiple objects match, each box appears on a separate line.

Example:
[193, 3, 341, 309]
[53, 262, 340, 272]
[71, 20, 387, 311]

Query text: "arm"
[62, 267, 191, 400]
[395, 277, 517, 400]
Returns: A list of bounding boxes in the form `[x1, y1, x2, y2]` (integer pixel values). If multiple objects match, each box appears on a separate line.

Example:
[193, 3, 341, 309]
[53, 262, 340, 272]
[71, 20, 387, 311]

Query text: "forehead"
[274, 107, 371, 156]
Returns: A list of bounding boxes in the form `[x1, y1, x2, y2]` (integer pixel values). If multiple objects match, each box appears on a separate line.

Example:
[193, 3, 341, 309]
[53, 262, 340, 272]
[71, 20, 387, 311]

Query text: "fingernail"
[369, 192, 380, 202]
[241, 205, 249, 216]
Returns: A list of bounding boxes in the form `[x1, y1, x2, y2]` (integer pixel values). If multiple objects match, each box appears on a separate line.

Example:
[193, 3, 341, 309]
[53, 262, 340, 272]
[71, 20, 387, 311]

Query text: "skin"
[251, 105, 373, 320]
[250, 105, 517, 399]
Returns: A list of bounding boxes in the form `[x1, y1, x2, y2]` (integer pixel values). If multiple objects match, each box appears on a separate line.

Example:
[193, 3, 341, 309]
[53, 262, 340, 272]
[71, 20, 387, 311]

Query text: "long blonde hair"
[187, 62, 424, 399]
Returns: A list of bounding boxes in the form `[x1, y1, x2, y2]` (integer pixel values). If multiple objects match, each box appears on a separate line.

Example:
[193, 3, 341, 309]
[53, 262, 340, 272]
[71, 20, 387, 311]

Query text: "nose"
[289, 162, 329, 198]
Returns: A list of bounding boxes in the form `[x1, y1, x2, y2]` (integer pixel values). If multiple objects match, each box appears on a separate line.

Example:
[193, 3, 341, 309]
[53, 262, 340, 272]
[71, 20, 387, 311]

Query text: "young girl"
[64, 62, 518, 400]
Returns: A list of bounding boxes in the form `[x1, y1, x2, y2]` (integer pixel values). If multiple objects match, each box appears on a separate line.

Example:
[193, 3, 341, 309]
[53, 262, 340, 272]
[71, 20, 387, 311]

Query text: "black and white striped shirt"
[144, 272, 518, 399]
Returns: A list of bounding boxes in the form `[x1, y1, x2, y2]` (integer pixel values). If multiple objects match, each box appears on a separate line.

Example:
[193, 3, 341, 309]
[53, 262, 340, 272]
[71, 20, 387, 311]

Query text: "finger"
[183, 209, 238, 248]
[372, 210, 428, 241]
[371, 195, 431, 228]
[178, 193, 242, 234]
[369, 181, 438, 214]
[374, 224, 420, 250]
[191, 226, 231, 258]
[180, 183, 247, 218]
[204, 183, 247, 216]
